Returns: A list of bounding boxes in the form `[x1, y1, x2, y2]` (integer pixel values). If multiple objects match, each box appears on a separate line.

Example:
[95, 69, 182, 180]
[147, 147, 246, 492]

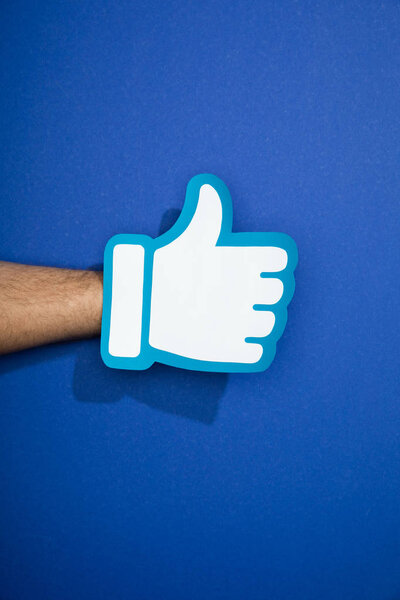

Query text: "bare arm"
[0, 261, 103, 355]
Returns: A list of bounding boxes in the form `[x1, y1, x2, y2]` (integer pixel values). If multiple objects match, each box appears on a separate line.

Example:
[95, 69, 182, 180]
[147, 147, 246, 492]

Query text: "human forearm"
[0, 261, 103, 354]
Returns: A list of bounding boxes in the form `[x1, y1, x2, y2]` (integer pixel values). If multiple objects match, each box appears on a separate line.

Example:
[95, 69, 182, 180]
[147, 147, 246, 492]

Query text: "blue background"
[1, 1, 400, 598]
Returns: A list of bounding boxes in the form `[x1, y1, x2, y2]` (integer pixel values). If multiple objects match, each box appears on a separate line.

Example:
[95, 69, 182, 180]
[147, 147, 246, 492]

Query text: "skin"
[0, 261, 103, 355]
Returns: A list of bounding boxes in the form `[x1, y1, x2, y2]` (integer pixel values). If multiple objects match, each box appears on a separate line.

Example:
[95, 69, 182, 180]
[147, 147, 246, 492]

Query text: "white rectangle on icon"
[108, 244, 145, 358]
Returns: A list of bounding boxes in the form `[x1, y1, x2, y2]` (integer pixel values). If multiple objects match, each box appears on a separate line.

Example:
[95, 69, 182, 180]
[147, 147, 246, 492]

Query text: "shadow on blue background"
[74, 341, 225, 423]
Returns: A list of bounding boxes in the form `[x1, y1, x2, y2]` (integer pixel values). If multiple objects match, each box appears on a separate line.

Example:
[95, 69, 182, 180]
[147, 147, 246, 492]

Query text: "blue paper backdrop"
[1, 1, 400, 599]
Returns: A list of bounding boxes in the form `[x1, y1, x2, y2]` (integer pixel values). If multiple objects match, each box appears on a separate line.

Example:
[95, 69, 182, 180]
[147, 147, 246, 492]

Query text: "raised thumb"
[176, 183, 224, 247]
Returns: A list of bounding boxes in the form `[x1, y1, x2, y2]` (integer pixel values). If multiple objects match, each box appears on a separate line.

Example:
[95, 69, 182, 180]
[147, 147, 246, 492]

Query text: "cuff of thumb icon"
[105, 243, 146, 359]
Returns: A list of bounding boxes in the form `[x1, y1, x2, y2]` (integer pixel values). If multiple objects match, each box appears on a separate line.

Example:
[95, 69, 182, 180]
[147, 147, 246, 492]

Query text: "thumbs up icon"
[101, 175, 297, 372]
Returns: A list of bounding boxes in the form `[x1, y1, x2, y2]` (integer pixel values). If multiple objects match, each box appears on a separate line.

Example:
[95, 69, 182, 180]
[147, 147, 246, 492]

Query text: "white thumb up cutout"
[101, 175, 297, 372]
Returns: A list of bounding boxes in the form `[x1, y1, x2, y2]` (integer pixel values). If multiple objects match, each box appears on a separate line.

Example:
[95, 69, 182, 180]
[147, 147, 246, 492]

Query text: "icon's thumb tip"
[180, 181, 225, 245]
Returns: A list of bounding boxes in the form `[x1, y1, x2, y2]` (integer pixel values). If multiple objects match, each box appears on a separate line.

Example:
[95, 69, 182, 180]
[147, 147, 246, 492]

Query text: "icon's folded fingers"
[253, 277, 284, 305]
[245, 309, 275, 338]
[239, 340, 264, 364]
[231, 246, 288, 273]
[250, 246, 288, 273]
